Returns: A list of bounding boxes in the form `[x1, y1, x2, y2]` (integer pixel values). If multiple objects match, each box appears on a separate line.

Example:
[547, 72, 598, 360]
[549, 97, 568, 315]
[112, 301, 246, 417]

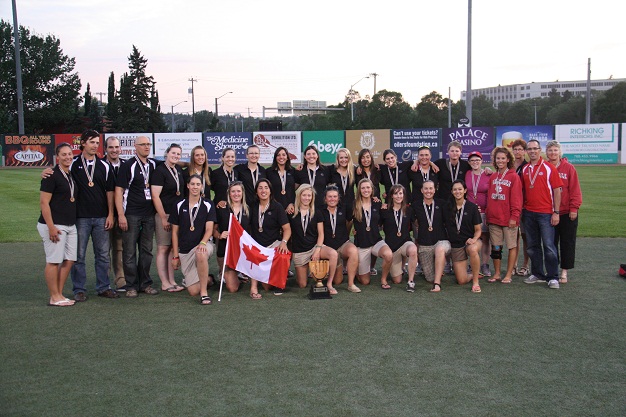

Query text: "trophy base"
[308, 283, 332, 300]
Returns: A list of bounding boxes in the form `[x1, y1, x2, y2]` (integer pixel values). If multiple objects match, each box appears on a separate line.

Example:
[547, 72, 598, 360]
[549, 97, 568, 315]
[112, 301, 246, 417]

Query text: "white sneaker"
[370, 268, 377, 276]
[548, 279, 560, 289]
[406, 281, 416, 293]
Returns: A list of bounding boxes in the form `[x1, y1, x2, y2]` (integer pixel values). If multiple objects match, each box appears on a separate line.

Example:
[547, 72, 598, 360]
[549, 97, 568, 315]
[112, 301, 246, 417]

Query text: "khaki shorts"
[391, 241, 417, 277]
[489, 224, 518, 248]
[293, 246, 318, 267]
[37, 223, 78, 263]
[357, 240, 389, 275]
[155, 213, 172, 246]
[450, 246, 469, 262]
[180, 243, 215, 287]
[335, 241, 354, 267]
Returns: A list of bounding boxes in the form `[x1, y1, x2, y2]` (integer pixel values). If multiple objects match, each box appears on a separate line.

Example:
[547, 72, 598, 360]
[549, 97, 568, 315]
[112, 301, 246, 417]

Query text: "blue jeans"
[71, 217, 111, 294]
[122, 215, 155, 291]
[522, 209, 559, 281]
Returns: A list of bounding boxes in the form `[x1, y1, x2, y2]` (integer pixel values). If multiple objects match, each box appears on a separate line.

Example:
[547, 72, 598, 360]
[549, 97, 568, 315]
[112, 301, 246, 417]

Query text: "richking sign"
[555, 123, 618, 164]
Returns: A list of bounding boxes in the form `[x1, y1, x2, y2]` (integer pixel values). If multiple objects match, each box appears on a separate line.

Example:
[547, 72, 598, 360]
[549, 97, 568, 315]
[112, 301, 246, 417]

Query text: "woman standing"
[330, 148, 356, 216]
[170, 175, 217, 305]
[379, 149, 413, 199]
[546, 140, 582, 284]
[465, 151, 491, 277]
[294, 145, 330, 209]
[322, 185, 360, 293]
[211, 147, 238, 209]
[249, 179, 291, 297]
[235, 145, 266, 207]
[151, 144, 185, 292]
[183, 145, 212, 200]
[266, 146, 296, 215]
[380, 185, 418, 291]
[355, 148, 381, 198]
[352, 179, 393, 288]
[289, 184, 338, 291]
[485, 147, 523, 284]
[214, 181, 250, 293]
[37, 143, 78, 306]
[444, 180, 482, 293]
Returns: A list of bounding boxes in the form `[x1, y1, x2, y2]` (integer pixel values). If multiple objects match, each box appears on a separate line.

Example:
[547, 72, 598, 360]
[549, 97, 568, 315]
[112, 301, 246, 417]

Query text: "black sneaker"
[406, 281, 416, 293]
[273, 287, 284, 296]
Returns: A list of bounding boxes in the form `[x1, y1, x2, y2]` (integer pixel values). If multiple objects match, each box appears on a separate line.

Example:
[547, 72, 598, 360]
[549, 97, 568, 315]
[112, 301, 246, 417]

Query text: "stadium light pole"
[466, 0, 472, 126]
[12, 0, 25, 134]
[215, 92, 232, 117]
[350, 76, 370, 122]
[170, 101, 187, 133]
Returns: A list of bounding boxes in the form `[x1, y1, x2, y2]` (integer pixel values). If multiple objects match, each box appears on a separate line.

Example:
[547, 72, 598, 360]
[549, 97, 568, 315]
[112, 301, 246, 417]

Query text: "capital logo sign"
[360, 131, 375, 149]
[14, 150, 44, 163]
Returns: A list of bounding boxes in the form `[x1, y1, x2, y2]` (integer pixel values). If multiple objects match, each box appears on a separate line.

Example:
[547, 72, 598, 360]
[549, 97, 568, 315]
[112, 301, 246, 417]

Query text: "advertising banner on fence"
[154, 133, 202, 162]
[345, 129, 390, 165]
[555, 123, 618, 164]
[622, 123, 626, 165]
[203, 132, 251, 165]
[54, 133, 104, 158]
[2, 134, 55, 166]
[252, 131, 302, 164]
[391, 129, 441, 162]
[302, 131, 345, 164]
[496, 125, 553, 150]
[442, 127, 495, 162]
[104, 133, 153, 160]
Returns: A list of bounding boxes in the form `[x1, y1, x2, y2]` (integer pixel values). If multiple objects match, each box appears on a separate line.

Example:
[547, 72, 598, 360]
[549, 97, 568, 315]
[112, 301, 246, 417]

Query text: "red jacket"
[555, 158, 582, 214]
[486, 169, 523, 227]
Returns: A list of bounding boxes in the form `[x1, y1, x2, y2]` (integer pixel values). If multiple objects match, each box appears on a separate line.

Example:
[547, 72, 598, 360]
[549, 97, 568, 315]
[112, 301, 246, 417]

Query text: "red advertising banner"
[2, 134, 55, 166]
[54, 133, 104, 158]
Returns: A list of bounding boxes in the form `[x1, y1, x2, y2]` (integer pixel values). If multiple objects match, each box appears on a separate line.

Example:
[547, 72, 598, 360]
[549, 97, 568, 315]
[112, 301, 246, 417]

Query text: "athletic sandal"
[163, 286, 177, 292]
[471, 285, 482, 293]
[517, 266, 529, 276]
[430, 283, 441, 292]
[250, 292, 262, 300]
[380, 283, 391, 290]
[487, 277, 501, 283]
[501, 278, 512, 284]
[328, 287, 338, 295]
[200, 295, 212, 305]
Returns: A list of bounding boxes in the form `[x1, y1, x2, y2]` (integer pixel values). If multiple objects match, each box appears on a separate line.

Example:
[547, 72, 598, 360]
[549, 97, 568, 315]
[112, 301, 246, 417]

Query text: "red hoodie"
[486, 169, 523, 227]
[555, 158, 582, 214]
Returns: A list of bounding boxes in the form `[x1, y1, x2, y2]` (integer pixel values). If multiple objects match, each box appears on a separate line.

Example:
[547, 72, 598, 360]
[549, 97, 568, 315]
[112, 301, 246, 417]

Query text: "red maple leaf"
[242, 244, 269, 269]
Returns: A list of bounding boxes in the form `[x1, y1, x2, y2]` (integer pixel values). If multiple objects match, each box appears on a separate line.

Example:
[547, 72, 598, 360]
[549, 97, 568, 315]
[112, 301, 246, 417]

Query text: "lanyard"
[455, 201, 466, 233]
[81, 155, 96, 187]
[423, 201, 434, 232]
[60, 167, 75, 202]
[189, 199, 201, 231]
[135, 156, 150, 189]
[394, 209, 403, 237]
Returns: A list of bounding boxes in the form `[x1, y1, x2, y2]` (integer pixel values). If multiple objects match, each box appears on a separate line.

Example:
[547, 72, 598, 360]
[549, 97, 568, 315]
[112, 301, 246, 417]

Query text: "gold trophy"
[308, 259, 331, 299]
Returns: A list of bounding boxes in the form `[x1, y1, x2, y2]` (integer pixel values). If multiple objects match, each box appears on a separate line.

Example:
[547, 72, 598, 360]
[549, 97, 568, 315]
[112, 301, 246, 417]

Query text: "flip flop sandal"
[472, 285, 482, 293]
[487, 277, 501, 283]
[501, 278, 512, 284]
[380, 283, 391, 290]
[430, 283, 441, 292]
[200, 295, 212, 305]
[328, 287, 338, 295]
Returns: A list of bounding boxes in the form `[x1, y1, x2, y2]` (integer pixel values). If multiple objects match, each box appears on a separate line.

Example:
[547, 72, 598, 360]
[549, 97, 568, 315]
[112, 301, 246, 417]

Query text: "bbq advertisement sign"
[2, 134, 54, 166]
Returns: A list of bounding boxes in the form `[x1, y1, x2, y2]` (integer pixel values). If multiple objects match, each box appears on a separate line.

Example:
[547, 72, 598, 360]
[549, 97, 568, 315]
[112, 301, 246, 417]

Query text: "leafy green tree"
[502, 100, 534, 126]
[364, 90, 413, 129]
[84, 83, 92, 116]
[471, 95, 501, 127]
[594, 82, 626, 123]
[104, 71, 118, 131]
[546, 96, 586, 124]
[0, 20, 81, 133]
[415, 91, 448, 128]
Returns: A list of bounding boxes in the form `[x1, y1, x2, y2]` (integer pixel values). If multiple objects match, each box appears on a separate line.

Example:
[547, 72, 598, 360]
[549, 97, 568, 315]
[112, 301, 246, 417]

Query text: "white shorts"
[37, 223, 78, 264]
[391, 241, 417, 277]
[357, 240, 389, 275]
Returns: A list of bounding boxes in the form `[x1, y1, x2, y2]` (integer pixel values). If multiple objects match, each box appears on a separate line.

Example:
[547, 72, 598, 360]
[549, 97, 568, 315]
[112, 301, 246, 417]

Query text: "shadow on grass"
[1, 238, 625, 416]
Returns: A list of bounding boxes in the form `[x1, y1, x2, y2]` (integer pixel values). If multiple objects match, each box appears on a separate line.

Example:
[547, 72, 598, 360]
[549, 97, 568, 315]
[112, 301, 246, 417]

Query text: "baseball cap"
[468, 151, 483, 160]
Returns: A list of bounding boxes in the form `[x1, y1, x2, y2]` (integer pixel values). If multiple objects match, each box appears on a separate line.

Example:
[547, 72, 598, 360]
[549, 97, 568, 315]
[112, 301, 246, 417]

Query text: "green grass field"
[0, 166, 625, 416]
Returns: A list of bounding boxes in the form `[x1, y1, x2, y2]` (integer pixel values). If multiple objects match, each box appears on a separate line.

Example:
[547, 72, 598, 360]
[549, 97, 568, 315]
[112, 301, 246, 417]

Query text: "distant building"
[461, 78, 625, 107]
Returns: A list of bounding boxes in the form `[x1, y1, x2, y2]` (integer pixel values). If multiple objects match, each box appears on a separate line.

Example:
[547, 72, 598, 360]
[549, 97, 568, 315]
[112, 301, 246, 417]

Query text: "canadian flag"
[225, 214, 291, 289]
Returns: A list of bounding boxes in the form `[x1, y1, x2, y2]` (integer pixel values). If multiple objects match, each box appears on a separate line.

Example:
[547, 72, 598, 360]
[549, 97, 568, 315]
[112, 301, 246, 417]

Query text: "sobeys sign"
[302, 131, 345, 164]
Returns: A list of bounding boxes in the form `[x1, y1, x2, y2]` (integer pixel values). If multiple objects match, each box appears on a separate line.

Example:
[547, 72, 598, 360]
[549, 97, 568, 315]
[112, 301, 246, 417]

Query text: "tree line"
[1, 20, 625, 135]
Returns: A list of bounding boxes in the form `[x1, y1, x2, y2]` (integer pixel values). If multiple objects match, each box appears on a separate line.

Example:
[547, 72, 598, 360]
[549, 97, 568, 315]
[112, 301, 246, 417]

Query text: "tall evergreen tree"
[84, 83, 92, 116]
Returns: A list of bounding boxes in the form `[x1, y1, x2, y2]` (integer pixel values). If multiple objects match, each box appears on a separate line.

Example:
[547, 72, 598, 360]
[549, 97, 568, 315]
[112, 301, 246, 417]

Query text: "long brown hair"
[353, 178, 374, 223]
[386, 184, 408, 215]
[189, 145, 211, 187]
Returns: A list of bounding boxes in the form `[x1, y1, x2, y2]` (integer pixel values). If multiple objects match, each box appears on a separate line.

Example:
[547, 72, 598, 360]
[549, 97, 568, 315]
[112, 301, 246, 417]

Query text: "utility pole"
[370, 73, 379, 95]
[12, 0, 24, 134]
[585, 58, 591, 124]
[466, 0, 473, 126]
[188, 77, 197, 130]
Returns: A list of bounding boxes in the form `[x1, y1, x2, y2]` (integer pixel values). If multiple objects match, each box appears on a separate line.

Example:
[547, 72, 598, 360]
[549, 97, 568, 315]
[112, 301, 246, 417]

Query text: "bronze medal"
[397, 232, 402, 237]
[259, 227, 263, 232]
[530, 185, 534, 189]
[70, 197, 75, 202]
[88, 181, 94, 187]
[428, 226, 433, 232]
[281, 190, 286, 195]
[145, 183, 149, 189]
[366, 227, 371, 231]
[201, 193, 205, 198]
[190, 226, 195, 231]
[332, 234, 335, 238]
[176, 191, 181, 196]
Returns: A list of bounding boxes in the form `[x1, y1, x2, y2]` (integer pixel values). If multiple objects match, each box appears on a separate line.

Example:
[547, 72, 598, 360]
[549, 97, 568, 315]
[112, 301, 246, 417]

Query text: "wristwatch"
[553, 211, 559, 214]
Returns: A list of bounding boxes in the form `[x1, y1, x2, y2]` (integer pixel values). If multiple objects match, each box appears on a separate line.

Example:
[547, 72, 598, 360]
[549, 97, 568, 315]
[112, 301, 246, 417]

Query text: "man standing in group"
[115, 136, 159, 298]
[71, 130, 118, 301]
[521, 139, 563, 289]
[105, 136, 126, 292]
